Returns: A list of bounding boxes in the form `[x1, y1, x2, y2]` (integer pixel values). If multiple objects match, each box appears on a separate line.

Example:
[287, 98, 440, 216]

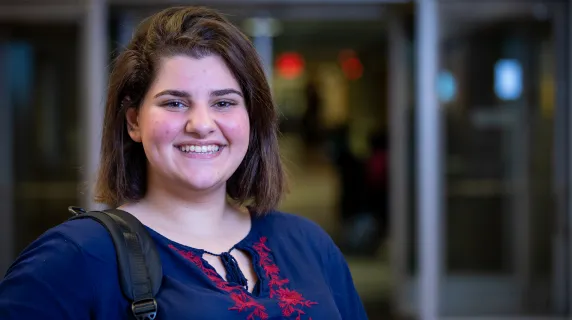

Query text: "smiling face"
[126, 54, 250, 196]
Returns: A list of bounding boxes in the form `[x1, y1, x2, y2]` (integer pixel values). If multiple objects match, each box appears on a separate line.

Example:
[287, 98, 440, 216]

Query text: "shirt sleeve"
[0, 230, 94, 320]
[326, 242, 369, 319]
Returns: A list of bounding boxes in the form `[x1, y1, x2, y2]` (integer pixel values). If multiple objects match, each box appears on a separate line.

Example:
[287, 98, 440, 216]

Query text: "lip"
[174, 140, 226, 148]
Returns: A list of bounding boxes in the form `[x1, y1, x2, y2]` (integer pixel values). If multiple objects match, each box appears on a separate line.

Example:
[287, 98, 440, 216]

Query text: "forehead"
[151, 54, 241, 92]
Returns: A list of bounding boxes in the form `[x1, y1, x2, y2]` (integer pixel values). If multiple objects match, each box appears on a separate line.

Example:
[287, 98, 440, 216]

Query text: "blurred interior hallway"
[278, 133, 394, 319]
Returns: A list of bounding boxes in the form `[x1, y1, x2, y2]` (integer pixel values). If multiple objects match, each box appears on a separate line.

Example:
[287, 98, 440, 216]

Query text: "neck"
[127, 173, 235, 237]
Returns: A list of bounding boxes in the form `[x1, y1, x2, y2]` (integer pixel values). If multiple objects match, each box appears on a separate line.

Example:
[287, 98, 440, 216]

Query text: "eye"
[213, 100, 236, 109]
[162, 100, 187, 109]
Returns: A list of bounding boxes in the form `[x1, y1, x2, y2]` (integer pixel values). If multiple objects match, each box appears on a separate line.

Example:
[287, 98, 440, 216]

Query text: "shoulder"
[5, 218, 120, 292]
[0, 219, 123, 319]
[5, 218, 117, 278]
[259, 211, 331, 239]
[43, 218, 116, 262]
[255, 210, 336, 254]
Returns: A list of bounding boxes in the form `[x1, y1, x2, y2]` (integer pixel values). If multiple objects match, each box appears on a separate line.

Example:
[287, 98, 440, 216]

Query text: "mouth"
[176, 144, 225, 155]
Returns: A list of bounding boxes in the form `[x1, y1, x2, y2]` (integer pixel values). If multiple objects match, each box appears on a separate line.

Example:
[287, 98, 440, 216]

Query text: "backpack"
[67, 206, 162, 320]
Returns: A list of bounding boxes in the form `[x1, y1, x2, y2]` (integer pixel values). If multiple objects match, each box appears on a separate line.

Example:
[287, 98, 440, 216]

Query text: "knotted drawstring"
[220, 252, 248, 289]
[203, 249, 248, 290]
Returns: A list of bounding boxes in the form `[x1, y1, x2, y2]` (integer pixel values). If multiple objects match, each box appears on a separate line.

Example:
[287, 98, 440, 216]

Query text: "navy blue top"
[0, 211, 367, 319]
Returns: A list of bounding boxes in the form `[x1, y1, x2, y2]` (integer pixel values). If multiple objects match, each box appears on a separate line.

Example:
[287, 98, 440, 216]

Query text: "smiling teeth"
[179, 145, 220, 153]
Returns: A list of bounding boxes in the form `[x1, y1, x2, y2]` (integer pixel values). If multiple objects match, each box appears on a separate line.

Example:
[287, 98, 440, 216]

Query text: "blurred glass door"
[435, 1, 568, 317]
[0, 23, 81, 258]
[397, 1, 570, 318]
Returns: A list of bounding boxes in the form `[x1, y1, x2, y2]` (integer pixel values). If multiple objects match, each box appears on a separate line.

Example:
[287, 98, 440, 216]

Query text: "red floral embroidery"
[229, 292, 269, 320]
[253, 237, 317, 319]
[171, 237, 317, 320]
[170, 244, 268, 319]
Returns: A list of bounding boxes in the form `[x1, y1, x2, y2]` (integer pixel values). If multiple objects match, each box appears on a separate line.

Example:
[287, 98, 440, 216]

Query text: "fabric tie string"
[220, 252, 248, 289]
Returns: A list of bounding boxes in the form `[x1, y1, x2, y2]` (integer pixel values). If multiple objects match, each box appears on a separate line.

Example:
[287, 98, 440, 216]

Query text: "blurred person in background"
[365, 129, 389, 241]
[0, 6, 367, 320]
[329, 126, 386, 256]
[328, 124, 367, 226]
[301, 71, 323, 152]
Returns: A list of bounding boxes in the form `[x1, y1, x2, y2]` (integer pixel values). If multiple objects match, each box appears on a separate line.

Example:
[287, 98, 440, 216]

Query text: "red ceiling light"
[338, 49, 357, 64]
[338, 49, 363, 81]
[276, 52, 304, 79]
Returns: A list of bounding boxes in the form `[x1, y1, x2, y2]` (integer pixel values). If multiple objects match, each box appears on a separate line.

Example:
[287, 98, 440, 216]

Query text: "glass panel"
[0, 24, 81, 254]
[438, 0, 566, 316]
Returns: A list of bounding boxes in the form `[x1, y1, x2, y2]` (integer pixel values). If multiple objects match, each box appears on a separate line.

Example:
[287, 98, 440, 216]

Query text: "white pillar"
[251, 18, 275, 84]
[0, 42, 14, 275]
[388, 12, 410, 314]
[81, 0, 108, 210]
[416, 0, 441, 319]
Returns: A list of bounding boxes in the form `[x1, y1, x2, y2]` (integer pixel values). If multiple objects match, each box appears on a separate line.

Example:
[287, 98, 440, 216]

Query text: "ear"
[125, 107, 142, 142]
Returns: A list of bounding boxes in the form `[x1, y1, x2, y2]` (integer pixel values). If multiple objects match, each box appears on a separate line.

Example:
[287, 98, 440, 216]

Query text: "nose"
[185, 103, 216, 137]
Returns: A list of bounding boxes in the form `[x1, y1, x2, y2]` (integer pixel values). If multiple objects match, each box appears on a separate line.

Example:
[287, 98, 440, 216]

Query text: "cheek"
[142, 115, 179, 144]
[222, 113, 250, 145]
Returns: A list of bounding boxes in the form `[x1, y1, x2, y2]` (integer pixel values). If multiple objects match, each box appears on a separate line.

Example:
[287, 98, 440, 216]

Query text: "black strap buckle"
[132, 298, 158, 320]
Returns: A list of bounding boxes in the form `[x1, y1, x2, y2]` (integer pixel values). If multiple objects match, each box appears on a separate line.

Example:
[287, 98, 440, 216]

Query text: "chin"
[179, 174, 225, 193]
[187, 182, 222, 192]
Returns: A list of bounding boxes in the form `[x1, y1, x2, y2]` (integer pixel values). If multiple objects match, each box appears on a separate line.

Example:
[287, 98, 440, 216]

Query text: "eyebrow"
[154, 90, 189, 99]
[153, 88, 243, 99]
[211, 89, 243, 98]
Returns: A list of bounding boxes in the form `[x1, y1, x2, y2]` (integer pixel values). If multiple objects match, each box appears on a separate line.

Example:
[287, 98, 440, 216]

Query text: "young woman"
[0, 6, 367, 319]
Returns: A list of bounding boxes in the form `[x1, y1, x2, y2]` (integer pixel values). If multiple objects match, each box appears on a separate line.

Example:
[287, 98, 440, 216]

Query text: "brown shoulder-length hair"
[95, 6, 286, 214]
